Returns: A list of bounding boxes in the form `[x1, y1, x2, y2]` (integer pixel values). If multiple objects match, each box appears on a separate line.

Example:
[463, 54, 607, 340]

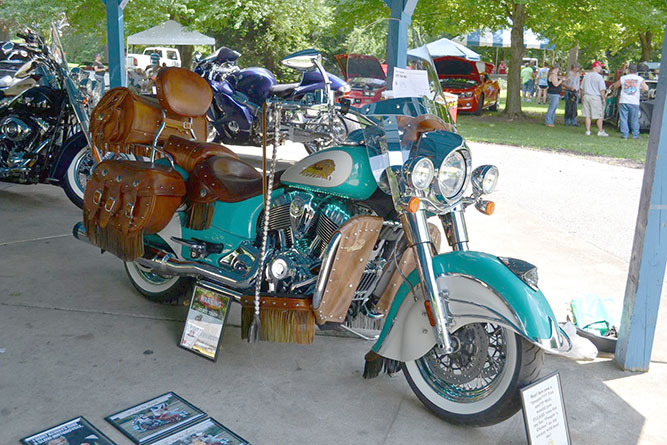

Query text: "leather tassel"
[186, 201, 215, 230]
[363, 350, 402, 379]
[247, 314, 261, 344]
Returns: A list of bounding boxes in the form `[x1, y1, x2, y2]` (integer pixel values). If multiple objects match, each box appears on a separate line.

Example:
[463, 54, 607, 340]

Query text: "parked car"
[334, 53, 387, 106]
[126, 47, 181, 71]
[604, 78, 656, 133]
[434, 56, 500, 115]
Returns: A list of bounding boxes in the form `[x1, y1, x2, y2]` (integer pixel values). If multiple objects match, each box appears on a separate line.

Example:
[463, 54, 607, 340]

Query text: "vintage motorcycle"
[73, 20, 570, 426]
[194, 47, 353, 152]
[0, 22, 95, 208]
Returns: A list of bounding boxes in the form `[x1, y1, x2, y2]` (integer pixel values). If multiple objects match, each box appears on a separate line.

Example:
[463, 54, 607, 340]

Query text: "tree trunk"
[567, 43, 579, 71]
[503, 2, 526, 119]
[639, 30, 652, 62]
[177, 45, 193, 70]
[0, 22, 9, 41]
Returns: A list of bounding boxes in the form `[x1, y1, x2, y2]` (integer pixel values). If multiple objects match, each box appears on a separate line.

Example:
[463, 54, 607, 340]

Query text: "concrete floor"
[0, 142, 666, 444]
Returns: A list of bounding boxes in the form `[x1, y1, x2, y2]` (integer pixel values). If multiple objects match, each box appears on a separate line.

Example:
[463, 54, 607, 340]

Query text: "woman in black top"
[545, 66, 562, 127]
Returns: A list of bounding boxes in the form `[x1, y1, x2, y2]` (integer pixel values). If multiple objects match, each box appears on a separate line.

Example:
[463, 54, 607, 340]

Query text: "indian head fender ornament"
[300, 159, 335, 180]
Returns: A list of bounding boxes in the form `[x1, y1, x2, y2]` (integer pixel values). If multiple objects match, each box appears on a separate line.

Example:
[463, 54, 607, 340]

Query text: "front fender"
[373, 251, 571, 362]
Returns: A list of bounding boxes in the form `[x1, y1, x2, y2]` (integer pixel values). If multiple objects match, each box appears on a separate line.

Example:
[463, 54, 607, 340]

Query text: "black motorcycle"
[0, 22, 94, 208]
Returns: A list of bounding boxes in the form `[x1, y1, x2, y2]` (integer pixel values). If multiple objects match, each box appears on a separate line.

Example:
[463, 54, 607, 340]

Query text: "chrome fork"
[403, 210, 454, 354]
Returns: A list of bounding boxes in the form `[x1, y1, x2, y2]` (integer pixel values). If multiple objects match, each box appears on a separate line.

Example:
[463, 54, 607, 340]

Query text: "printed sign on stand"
[179, 283, 231, 361]
[520, 372, 571, 445]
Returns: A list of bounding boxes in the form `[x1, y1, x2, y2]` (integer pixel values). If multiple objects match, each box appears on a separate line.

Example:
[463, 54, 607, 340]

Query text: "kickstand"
[336, 324, 379, 341]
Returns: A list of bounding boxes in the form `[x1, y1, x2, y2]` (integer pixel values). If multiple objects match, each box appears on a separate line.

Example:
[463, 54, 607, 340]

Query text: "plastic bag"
[570, 295, 621, 337]
[559, 321, 598, 361]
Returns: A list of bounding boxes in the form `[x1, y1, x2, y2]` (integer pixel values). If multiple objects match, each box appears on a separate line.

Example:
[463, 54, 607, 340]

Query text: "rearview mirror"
[1, 41, 13, 54]
[281, 49, 321, 72]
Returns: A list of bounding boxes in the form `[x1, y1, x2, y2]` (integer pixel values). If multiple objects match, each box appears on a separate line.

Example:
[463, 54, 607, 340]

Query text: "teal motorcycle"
[73, 23, 570, 426]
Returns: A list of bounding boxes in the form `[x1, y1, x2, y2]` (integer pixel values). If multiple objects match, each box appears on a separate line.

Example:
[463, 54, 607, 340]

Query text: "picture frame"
[520, 371, 571, 445]
[179, 282, 231, 362]
[105, 392, 206, 444]
[149, 417, 250, 445]
[21, 416, 117, 445]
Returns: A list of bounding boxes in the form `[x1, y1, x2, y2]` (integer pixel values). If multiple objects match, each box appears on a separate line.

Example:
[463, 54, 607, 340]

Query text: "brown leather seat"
[156, 67, 212, 117]
[163, 135, 238, 173]
[187, 156, 264, 204]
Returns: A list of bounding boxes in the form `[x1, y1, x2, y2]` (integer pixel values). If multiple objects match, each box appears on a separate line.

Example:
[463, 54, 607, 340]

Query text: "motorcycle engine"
[0, 114, 43, 170]
[265, 191, 361, 294]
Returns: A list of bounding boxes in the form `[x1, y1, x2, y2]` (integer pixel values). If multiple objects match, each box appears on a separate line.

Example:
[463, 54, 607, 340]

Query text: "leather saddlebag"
[83, 160, 186, 261]
[89, 87, 207, 155]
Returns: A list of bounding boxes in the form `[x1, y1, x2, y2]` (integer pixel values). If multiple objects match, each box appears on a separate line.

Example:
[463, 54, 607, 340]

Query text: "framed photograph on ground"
[21, 416, 116, 445]
[150, 418, 250, 445]
[179, 283, 231, 361]
[520, 372, 571, 445]
[105, 392, 206, 444]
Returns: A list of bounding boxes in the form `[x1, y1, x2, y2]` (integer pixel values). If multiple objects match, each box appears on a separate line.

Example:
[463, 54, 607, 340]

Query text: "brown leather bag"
[90, 85, 208, 155]
[83, 160, 186, 261]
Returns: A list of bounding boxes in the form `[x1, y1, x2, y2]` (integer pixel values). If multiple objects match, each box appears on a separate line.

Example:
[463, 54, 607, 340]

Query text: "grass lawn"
[456, 93, 648, 164]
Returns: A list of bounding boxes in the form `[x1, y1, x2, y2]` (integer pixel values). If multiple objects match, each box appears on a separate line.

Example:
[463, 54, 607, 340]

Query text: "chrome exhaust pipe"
[72, 222, 250, 299]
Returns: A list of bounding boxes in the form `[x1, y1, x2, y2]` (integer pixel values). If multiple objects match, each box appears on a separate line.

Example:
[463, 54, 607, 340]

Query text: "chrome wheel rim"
[416, 323, 508, 403]
[73, 149, 95, 192]
[133, 262, 174, 285]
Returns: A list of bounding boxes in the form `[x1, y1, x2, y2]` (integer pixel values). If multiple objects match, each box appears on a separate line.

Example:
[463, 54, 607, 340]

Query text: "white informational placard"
[520, 372, 571, 445]
[392, 67, 431, 98]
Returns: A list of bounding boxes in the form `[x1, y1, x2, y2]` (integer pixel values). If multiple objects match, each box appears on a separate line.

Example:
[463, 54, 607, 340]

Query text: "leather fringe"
[84, 219, 144, 261]
[241, 304, 315, 345]
[363, 350, 402, 379]
[186, 201, 215, 230]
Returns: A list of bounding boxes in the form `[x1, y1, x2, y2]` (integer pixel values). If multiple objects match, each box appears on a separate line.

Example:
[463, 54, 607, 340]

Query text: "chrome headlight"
[471, 165, 499, 195]
[404, 156, 435, 191]
[499, 257, 539, 291]
[437, 150, 469, 200]
[461, 91, 474, 98]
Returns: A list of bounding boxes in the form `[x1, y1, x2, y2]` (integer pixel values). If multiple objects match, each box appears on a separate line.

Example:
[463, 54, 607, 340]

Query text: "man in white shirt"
[612, 64, 648, 139]
[580, 61, 608, 136]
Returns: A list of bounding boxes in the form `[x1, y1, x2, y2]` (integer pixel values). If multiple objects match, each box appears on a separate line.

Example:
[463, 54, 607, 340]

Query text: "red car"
[434, 56, 500, 115]
[334, 53, 387, 106]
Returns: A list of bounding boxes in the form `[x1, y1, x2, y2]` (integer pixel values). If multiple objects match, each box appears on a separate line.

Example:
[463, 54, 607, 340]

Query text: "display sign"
[520, 372, 571, 445]
[392, 67, 431, 98]
[21, 416, 116, 445]
[150, 418, 250, 445]
[179, 283, 231, 361]
[105, 392, 206, 444]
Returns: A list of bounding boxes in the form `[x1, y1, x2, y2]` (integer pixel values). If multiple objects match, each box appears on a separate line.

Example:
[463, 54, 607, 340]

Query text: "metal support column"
[614, 19, 667, 371]
[102, 0, 127, 88]
[383, 0, 418, 80]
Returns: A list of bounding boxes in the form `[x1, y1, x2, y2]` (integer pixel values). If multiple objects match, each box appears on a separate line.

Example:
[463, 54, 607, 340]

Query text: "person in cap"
[612, 63, 648, 139]
[579, 61, 608, 136]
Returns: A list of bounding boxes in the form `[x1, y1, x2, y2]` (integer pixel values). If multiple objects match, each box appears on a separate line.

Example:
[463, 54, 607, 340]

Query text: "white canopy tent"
[126, 20, 215, 47]
[454, 29, 554, 50]
[408, 37, 480, 61]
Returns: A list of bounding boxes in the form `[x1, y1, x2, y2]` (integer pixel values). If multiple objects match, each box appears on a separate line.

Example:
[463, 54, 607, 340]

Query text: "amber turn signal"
[475, 200, 495, 215]
[423, 300, 436, 327]
[408, 197, 421, 213]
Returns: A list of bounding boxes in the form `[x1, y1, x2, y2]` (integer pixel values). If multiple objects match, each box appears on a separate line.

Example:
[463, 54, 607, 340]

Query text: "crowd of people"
[515, 59, 649, 138]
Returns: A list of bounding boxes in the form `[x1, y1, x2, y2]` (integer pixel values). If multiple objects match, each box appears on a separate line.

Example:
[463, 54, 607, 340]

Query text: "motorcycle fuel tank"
[231, 67, 276, 106]
[9, 86, 60, 117]
[280, 145, 377, 200]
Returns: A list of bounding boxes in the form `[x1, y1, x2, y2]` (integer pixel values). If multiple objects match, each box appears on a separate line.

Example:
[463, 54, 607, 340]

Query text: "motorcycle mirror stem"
[313, 57, 332, 106]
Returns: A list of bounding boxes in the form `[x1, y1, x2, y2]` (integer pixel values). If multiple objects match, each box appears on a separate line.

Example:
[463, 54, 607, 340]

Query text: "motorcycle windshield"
[50, 23, 91, 141]
[347, 18, 454, 192]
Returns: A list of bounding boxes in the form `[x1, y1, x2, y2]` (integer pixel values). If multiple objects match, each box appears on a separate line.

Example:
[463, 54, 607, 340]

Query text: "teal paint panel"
[179, 190, 282, 267]
[373, 250, 557, 352]
[282, 146, 377, 200]
[615, 20, 667, 371]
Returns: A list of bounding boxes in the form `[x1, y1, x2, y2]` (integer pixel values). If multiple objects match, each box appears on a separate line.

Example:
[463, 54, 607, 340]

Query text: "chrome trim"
[312, 231, 341, 309]
[440, 207, 469, 251]
[404, 211, 454, 353]
[471, 164, 499, 196]
[536, 316, 573, 355]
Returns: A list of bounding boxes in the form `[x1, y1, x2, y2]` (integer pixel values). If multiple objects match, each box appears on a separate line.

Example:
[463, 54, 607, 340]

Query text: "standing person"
[612, 63, 648, 139]
[544, 65, 562, 127]
[521, 62, 533, 101]
[93, 53, 106, 94]
[564, 63, 581, 126]
[497, 60, 507, 74]
[536, 62, 550, 104]
[580, 61, 608, 136]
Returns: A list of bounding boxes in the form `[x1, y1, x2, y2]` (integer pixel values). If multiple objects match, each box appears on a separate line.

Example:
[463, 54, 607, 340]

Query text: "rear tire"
[62, 144, 94, 209]
[403, 323, 543, 426]
[474, 94, 484, 116]
[124, 261, 192, 304]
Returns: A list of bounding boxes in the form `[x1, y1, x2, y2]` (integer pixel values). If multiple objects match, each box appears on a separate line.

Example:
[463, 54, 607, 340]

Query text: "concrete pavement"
[0, 142, 666, 444]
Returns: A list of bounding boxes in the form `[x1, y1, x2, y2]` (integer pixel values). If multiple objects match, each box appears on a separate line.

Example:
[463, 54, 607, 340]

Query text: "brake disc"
[427, 323, 490, 385]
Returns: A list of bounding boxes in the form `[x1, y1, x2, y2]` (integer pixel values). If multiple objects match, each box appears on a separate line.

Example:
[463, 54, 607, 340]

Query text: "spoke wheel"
[124, 261, 191, 304]
[403, 323, 544, 426]
[63, 144, 95, 208]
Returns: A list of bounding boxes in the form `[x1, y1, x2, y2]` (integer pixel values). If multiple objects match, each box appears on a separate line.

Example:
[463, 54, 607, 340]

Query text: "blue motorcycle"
[194, 47, 353, 152]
